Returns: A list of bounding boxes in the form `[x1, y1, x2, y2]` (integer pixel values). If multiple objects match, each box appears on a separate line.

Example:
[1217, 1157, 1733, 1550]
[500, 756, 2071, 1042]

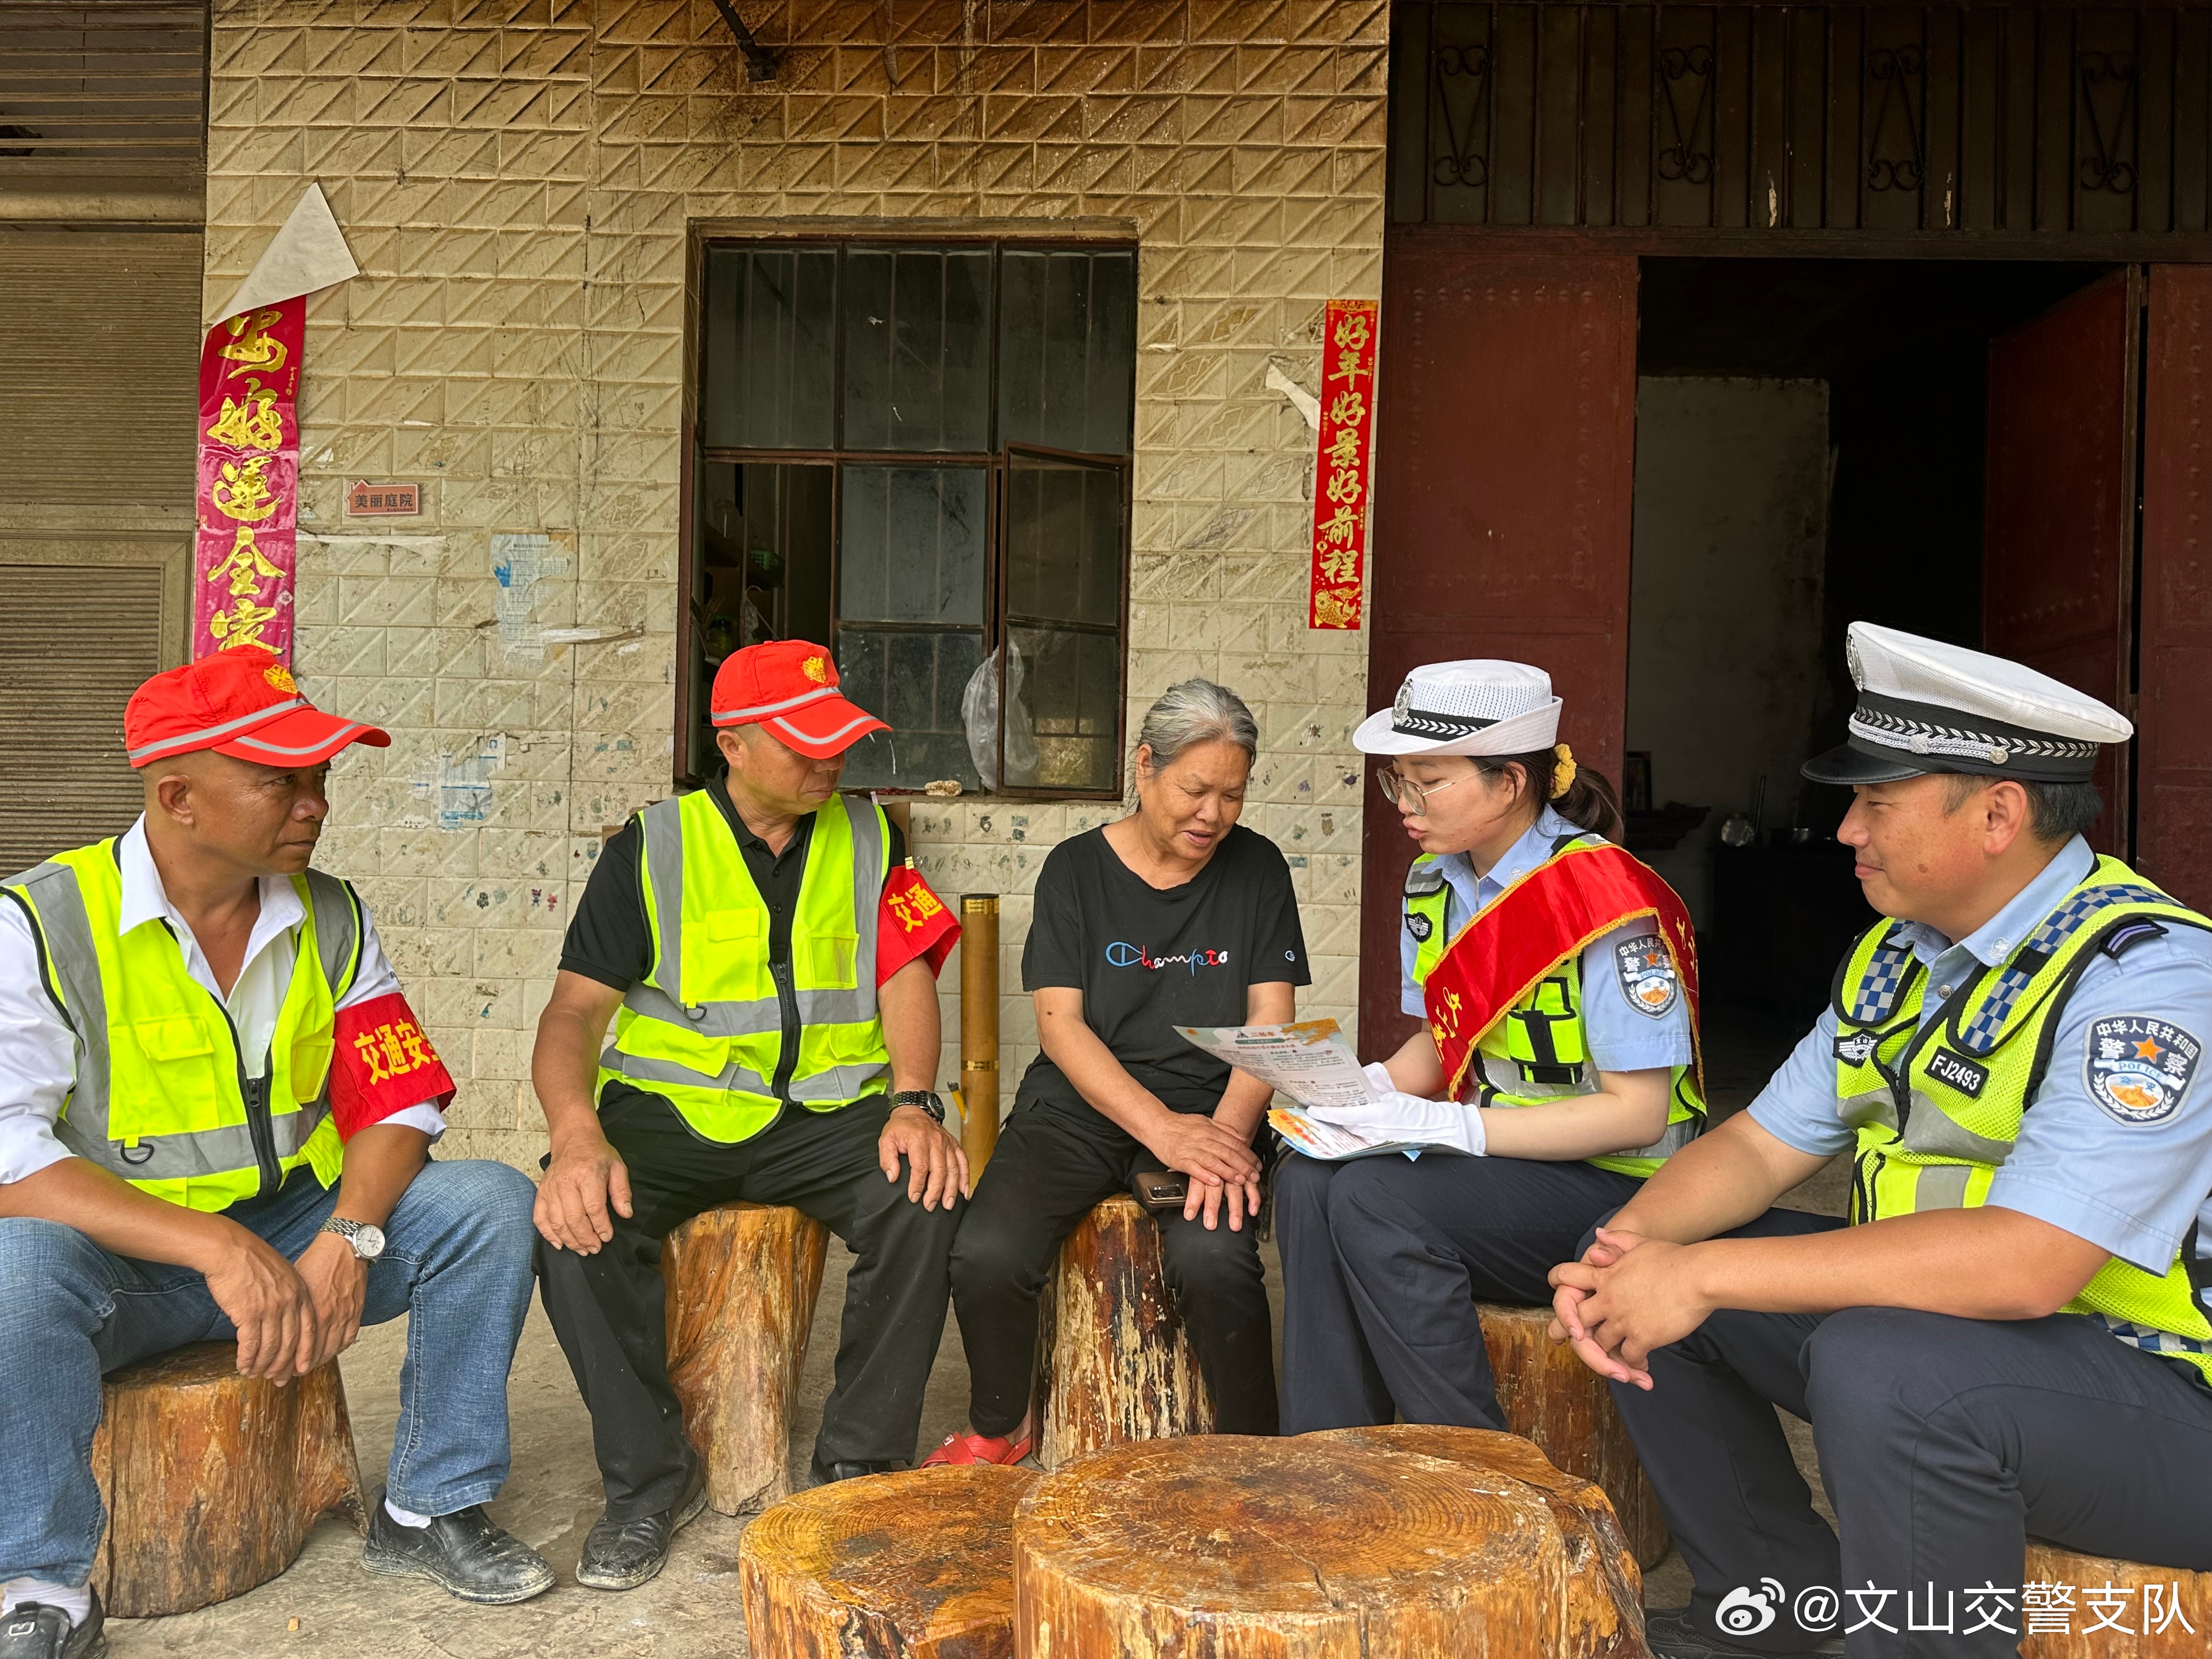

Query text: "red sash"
[1424, 840, 1703, 1101]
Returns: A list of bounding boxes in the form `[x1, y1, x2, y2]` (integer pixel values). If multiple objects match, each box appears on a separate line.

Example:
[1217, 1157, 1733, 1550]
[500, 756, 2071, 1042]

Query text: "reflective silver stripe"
[622, 982, 781, 1037]
[712, 684, 837, 723]
[123, 697, 310, 763]
[767, 709, 879, 747]
[302, 869, 360, 998]
[227, 722, 373, 760]
[1911, 1163, 1974, 1210]
[637, 799, 688, 1007]
[1898, 1094, 2015, 1166]
[600, 1045, 775, 1099]
[847, 796, 885, 1023]
[60, 1098, 331, 1183]
[3, 862, 112, 1140]
[791, 1062, 889, 1101]
[620, 981, 875, 1036]
[1837, 1090, 1898, 1133]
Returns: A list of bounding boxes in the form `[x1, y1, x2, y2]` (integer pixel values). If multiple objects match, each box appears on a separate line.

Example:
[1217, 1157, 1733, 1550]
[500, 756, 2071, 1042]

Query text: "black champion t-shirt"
[1018, 824, 1311, 1119]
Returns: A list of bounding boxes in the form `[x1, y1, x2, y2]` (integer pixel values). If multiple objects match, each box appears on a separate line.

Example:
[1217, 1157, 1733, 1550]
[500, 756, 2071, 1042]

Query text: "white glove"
[1304, 1063, 1487, 1156]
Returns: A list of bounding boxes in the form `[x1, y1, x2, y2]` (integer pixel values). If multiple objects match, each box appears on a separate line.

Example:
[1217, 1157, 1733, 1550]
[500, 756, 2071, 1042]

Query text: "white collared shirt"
[0, 817, 445, 1186]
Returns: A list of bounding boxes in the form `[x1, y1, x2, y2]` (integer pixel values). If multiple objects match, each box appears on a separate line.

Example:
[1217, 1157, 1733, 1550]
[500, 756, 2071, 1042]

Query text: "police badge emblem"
[2085, 1015, 2201, 1125]
[1406, 911, 1433, 942]
[1613, 933, 1678, 1018]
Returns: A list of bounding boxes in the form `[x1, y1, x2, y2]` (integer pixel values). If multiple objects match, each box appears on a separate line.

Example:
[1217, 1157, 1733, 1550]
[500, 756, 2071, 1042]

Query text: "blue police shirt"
[1399, 805, 1696, 1075]
[1748, 836, 2212, 1279]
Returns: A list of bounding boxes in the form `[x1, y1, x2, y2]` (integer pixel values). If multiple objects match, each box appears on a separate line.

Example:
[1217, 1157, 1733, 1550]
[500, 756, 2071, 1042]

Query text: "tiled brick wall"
[205, 0, 1385, 1164]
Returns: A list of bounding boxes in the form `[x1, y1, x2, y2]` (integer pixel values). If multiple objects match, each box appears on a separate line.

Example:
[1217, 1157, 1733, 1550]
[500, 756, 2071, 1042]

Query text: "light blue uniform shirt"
[1748, 836, 2212, 1279]
[1399, 806, 1695, 1074]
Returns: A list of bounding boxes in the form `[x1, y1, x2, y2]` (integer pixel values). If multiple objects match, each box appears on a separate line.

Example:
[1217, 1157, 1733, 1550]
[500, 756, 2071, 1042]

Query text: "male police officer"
[0, 650, 551, 1659]
[1551, 623, 2212, 1659]
[533, 640, 963, 1594]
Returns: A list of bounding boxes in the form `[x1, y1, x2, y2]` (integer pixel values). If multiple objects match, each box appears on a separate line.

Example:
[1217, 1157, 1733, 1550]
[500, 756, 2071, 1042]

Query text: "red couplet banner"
[1307, 297, 1380, 630]
[194, 298, 306, 662]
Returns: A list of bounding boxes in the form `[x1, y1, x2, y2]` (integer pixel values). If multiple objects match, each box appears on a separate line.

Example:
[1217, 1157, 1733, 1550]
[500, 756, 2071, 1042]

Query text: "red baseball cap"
[710, 639, 889, 759]
[124, 647, 391, 770]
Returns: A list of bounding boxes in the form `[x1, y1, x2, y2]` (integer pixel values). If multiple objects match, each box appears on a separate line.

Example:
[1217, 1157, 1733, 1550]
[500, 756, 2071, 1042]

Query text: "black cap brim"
[1801, 740, 1927, 786]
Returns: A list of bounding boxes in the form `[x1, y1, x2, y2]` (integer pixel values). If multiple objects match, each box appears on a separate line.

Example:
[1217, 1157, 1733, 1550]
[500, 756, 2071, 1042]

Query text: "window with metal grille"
[686, 239, 1136, 799]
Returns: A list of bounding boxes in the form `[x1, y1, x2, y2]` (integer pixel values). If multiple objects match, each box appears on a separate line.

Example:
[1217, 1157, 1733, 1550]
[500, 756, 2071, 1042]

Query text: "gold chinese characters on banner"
[1307, 298, 1379, 630]
[194, 298, 305, 661]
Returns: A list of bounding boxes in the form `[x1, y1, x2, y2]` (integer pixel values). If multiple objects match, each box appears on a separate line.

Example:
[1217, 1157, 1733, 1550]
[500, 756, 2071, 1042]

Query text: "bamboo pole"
[961, 893, 1001, 1176]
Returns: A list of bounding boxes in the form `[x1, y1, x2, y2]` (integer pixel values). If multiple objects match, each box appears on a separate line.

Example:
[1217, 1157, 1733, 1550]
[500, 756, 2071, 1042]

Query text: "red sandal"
[920, 1429, 1034, 1468]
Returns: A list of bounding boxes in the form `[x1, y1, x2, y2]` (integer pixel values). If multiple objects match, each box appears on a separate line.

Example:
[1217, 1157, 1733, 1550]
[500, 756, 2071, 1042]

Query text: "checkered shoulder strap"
[1956, 881, 2174, 1055]
[1845, 924, 1918, 1026]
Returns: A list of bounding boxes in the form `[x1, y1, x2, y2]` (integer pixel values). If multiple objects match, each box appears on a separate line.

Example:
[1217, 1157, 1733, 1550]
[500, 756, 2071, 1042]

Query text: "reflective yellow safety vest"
[1832, 854, 2212, 1385]
[1, 840, 358, 1214]
[597, 790, 894, 1144]
[1405, 834, 1706, 1178]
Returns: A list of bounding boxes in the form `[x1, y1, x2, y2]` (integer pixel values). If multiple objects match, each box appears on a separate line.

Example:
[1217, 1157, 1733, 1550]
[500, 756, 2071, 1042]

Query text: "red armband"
[876, 865, 961, 983]
[328, 991, 457, 1140]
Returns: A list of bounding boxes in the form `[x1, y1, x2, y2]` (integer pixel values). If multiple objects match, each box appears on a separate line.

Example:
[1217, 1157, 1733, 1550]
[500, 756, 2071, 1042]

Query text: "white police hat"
[1802, 622, 2132, 786]
[1354, 660, 1564, 757]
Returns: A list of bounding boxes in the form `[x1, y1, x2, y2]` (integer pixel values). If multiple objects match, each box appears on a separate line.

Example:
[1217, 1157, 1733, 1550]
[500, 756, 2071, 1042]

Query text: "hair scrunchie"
[1550, 743, 1578, 800]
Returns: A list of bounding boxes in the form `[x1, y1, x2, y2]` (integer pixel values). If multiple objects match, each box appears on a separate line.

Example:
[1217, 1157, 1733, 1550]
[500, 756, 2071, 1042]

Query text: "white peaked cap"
[1802, 621, 2132, 786]
[1354, 660, 1564, 757]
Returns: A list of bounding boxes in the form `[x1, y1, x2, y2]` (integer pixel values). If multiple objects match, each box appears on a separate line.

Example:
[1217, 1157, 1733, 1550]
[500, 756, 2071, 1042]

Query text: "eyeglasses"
[1375, 768, 1472, 811]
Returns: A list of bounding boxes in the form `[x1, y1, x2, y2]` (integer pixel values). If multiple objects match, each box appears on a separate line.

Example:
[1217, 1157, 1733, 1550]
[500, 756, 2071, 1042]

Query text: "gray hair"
[1135, 679, 1260, 775]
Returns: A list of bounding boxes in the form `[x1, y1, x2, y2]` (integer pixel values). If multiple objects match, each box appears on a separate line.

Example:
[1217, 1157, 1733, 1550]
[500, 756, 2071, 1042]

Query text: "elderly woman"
[922, 680, 1307, 1466]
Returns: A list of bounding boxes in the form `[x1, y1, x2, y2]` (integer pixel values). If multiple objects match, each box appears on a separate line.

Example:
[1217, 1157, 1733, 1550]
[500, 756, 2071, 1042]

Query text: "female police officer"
[1276, 658, 1706, 1433]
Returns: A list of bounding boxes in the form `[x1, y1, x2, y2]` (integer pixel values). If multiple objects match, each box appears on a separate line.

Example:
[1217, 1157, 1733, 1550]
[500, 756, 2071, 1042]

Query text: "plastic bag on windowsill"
[962, 645, 1039, 792]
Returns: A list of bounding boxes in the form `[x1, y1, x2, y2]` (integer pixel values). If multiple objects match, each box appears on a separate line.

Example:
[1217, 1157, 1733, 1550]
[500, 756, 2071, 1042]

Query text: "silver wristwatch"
[890, 1089, 947, 1125]
[320, 1216, 387, 1261]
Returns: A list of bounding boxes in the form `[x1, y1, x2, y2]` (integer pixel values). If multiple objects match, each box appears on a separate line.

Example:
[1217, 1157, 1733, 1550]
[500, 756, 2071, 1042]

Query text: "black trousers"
[947, 1098, 1278, 1439]
[536, 1090, 958, 1518]
[1598, 1207, 2212, 1658]
[1275, 1149, 1644, 1434]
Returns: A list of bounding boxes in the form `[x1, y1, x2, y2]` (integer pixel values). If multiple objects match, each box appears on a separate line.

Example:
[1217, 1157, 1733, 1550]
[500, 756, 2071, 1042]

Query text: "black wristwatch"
[891, 1089, 947, 1125]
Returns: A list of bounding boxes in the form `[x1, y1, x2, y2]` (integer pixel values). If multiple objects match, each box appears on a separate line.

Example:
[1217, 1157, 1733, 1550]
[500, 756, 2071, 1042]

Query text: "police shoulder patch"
[2085, 1014, 2202, 1126]
[1404, 910, 1434, 942]
[1613, 932, 1678, 1019]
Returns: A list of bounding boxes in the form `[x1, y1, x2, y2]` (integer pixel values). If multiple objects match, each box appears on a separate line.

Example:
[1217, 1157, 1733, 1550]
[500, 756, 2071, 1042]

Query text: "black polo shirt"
[560, 777, 904, 1107]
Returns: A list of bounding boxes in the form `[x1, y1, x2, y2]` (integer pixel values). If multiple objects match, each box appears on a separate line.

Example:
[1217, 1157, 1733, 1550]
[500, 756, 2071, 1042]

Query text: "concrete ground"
[111, 1019, 1846, 1652]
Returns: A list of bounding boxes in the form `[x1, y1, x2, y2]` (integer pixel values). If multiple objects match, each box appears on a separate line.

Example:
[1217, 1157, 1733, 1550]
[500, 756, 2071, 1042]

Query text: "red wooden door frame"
[2138, 266, 2212, 909]
[1982, 268, 2141, 859]
[1359, 249, 1639, 1059]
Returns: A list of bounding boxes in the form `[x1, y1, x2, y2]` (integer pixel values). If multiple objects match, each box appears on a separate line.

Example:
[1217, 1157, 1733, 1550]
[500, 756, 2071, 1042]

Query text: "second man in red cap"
[532, 639, 964, 1591]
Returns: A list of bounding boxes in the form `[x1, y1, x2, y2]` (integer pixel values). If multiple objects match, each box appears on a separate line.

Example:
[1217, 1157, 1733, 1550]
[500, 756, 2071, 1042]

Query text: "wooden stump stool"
[89, 1341, 363, 1618]
[2017, 1541, 2212, 1657]
[1480, 1300, 1671, 1567]
[1014, 1434, 1650, 1658]
[741, 1465, 1040, 1658]
[662, 1200, 830, 1515]
[1036, 1194, 1214, 1470]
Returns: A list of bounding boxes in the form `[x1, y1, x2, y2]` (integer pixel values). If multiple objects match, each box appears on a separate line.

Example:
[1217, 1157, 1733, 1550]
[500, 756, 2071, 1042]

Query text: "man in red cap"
[0, 647, 553, 1656]
[533, 639, 962, 1592]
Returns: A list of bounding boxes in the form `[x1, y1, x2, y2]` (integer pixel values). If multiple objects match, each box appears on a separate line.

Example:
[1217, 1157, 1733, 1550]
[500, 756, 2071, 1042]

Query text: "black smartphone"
[1133, 1170, 1189, 1211]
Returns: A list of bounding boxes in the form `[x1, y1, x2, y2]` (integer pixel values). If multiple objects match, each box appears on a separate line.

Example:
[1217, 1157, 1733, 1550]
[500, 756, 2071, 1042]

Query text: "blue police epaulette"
[2101, 919, 2167, 960]
[1403, 860, 1447, 898]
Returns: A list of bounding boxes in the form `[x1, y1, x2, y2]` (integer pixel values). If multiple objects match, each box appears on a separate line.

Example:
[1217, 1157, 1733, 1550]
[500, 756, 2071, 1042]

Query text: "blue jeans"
[0, 1159, 538, 1587]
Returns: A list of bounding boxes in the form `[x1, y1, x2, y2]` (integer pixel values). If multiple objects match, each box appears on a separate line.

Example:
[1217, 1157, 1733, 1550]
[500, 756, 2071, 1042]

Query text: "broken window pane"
[997, 249, 1136, 456]
[702, 247, 837, 449]
[842, 248, 992, 452]
[836, 625, 986, 791]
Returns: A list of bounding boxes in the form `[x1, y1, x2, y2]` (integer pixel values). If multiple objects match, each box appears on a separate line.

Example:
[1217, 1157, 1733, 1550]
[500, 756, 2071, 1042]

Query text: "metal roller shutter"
[0, 560, 163, 870]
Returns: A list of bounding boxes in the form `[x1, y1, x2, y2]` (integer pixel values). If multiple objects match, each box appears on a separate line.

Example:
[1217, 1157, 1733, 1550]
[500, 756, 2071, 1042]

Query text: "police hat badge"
[1613, 933, 1678, 1019]
[2086, 1015, 2201, 1126]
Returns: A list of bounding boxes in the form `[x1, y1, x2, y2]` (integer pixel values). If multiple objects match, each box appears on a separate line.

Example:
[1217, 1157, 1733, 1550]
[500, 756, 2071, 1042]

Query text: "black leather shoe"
[361, 1487, 555, 1605]
[1644, 1610, 1843, 1659]
[809, 1453, 902, 1485]
[0, 1594, 104, 1659]
[575, 1463, 709, 1592]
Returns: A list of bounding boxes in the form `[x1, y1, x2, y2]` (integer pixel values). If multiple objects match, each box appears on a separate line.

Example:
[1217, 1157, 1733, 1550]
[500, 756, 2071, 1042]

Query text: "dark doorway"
[1629, 257, 2119, 1104]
